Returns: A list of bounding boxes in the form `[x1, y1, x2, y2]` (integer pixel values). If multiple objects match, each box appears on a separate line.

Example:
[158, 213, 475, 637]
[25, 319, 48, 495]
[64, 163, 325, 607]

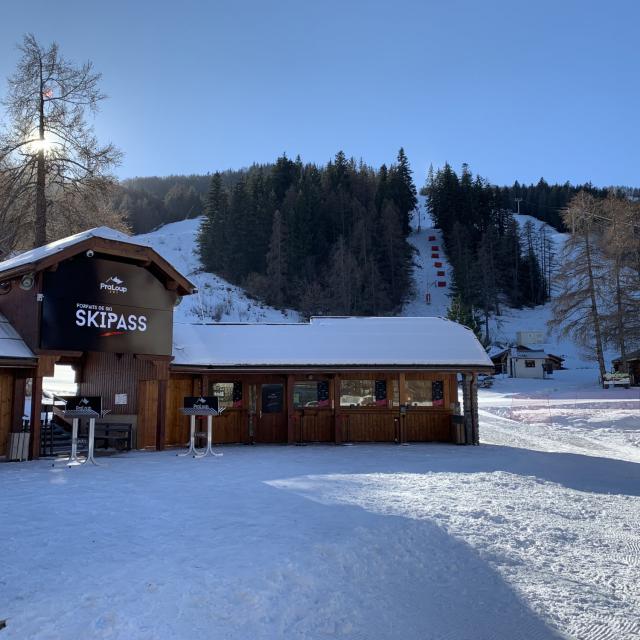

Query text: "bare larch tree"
[0, 33, 122, 250]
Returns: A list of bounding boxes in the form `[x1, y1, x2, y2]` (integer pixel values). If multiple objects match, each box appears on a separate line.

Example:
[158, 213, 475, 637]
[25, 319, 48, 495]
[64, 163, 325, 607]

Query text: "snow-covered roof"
[172, 316, 493, 369]
[0, 313, 35, 362]
[0, 227, 132, 275]
[0, 226, 195, 296]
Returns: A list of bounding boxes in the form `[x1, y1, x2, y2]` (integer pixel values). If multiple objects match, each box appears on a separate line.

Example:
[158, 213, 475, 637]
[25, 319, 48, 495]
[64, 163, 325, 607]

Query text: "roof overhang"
[0, 235, 195, 297]
[170, 363, 495, 375]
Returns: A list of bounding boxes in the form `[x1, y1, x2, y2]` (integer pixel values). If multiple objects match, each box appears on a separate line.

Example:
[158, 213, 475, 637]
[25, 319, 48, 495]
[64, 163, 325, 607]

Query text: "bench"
[92, 423, 133, 451]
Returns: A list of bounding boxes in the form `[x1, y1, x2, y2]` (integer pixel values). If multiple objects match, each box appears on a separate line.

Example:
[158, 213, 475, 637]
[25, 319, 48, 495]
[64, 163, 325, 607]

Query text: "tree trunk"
[614, 257, 627, 371]
[35, 149, 46, 247]
[584, 230, 606, 379]
[34, 57, 46, 247]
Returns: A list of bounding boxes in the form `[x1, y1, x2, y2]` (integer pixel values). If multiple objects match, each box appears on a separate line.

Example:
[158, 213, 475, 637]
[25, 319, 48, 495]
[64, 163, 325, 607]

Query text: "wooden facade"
[160, 369, 467, 448]
[0, 228, 491, 460]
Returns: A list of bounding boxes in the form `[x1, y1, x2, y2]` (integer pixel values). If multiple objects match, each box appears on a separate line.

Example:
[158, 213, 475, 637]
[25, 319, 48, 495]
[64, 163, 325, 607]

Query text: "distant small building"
[612, 349, 640, 386]
[488, 344, 564, 379]
[509, 347, 549, 379]
[516, 330, 545, 346]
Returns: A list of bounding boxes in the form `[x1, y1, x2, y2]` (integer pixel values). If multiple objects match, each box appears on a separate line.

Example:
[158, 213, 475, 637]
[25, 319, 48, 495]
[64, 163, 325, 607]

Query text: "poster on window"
[232, 382, 243, 408]
[375, 380, 388, 407]
[261, 384, 283, 413]
[432, 381, 444, 407]
[317, 381, 330, 407]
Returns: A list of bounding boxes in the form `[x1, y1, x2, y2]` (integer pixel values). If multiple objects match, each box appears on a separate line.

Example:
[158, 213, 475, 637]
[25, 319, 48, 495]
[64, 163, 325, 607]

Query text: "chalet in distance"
[0, 228, 493, 461]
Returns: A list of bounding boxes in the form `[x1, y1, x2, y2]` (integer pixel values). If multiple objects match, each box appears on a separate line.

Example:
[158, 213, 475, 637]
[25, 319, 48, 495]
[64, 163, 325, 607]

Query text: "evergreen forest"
[197, 150, 417, 317]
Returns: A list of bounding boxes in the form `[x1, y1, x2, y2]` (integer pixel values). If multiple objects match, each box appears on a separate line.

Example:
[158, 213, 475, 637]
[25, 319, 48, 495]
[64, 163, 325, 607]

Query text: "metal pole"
[178, 415, 197, 456]
[86, 417, 98, 465]
[68, 418, 80, 465]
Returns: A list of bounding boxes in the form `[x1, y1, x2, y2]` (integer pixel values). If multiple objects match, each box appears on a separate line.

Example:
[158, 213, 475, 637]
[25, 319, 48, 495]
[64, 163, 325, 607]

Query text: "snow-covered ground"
[2, 378, 639, 640]
[134, 218, 299, 323]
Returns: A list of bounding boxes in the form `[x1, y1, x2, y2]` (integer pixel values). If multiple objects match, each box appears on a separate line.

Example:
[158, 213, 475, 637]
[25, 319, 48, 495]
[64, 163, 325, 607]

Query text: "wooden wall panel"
[165, 376, 193, 446]
[0, 373, 13, 457]
[0, 283, 40, 352]
[341, 411, 398, 442]
[136, 380, 158, 449]
[299, 411, 333, 442]
[80, 353, 155, 416]
[212, 410, 247, 443]
[405, 411, 452, 442]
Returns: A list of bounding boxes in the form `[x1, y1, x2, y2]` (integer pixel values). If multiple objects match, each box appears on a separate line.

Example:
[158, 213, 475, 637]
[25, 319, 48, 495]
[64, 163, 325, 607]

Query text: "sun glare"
[25, 131, 56, 155]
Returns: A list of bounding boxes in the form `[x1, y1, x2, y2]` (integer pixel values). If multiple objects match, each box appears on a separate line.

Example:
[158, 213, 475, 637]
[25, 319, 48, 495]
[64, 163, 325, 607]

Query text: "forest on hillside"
[197, 151, 417, 317]
[111, 168, 618, 236]
[423, 163, 552, 340]
[105, 160, 639, 330]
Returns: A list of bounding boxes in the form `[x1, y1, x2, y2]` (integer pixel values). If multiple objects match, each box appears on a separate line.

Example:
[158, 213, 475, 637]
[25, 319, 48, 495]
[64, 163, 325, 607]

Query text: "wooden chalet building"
[0, 228, 492, 460]
[612, 349, 640, 386]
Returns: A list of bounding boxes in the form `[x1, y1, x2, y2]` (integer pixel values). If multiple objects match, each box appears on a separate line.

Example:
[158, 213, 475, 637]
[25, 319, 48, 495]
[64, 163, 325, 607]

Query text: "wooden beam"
[156, 379, 168, 451]
[333, 374, 342, 444]
[11, 372, 27, 433]
[287, 374, 295, 444]
[398, 372, 407, 444]
[28, 374, 43, 459]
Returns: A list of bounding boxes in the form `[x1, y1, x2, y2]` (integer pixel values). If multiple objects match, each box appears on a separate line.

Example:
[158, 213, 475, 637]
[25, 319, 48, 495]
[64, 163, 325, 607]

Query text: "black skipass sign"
[184, 396, 219, 411]
[40, 256, 174, 356]
[61, 396, 102, 414]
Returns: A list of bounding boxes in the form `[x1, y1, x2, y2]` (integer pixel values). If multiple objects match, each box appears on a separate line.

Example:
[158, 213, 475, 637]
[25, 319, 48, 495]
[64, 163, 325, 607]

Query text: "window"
[340, 380, 376, 407]
[209, 382, 242, 409]
[405, 380, 433, 407]
[391, 379, 399, 407]
[525, 360, 536, 368]
[293, 381, 330, 409]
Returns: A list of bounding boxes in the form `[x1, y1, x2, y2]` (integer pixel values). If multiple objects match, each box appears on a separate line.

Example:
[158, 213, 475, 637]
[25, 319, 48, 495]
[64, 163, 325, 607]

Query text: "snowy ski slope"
[133, 218, 299, 324]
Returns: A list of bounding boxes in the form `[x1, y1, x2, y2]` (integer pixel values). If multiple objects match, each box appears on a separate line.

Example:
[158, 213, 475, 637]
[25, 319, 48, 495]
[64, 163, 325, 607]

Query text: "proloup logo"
[100, 275, 128, 294]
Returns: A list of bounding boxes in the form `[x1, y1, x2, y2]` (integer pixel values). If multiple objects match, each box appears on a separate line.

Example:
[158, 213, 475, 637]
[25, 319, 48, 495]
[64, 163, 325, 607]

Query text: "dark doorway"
[255, 383, 287, 443]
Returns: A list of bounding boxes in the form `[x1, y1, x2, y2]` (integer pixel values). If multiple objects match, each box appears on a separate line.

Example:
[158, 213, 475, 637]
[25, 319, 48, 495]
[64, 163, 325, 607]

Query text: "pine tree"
[265, 210, 289, 307]
[197, 172, 229, 273]
[388, 148, 417, 235]
[447, 295, 482, 341]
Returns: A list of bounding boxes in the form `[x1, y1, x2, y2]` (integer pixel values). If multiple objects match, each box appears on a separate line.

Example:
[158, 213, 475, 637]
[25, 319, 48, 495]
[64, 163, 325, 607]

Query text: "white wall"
[510, 357, 546, 379]
[516, 330, 545, 346]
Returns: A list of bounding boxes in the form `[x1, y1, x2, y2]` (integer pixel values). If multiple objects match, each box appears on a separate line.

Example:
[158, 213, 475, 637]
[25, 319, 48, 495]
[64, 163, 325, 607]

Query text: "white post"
[87, 417, 97, 465]
[68, 417, 80, 465]
[178, 415, 197, 456]
[206, 415, 213, 453]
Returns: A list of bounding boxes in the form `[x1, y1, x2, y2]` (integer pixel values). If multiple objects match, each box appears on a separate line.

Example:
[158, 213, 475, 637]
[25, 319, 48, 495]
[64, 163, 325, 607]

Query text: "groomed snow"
[2, 380, 639, 640]
[172, 316, 493, 368]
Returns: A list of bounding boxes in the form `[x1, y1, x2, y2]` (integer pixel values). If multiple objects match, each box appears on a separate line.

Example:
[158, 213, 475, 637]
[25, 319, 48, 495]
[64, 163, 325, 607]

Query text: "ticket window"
[209, 382, 243, 409]
[293, 381, 331, 409]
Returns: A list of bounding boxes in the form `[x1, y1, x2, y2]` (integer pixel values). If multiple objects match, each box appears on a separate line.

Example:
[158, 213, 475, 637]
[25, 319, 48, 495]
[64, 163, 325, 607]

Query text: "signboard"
[61, 396, 102, 414]
[40, 256, 174, 355]
[183, 396, 219, 412]
[232, 382, 243, 408]
[261, 384, 283, 414]
[317, 381, 330, 408]
[114, 394, 128, 405]
[375, 380, 387, 406]
[432, 381, 444, 407]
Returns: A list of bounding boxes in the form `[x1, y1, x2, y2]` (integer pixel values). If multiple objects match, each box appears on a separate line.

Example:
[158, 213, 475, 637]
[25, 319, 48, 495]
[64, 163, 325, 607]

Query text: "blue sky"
[1, 0, 638, 186]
